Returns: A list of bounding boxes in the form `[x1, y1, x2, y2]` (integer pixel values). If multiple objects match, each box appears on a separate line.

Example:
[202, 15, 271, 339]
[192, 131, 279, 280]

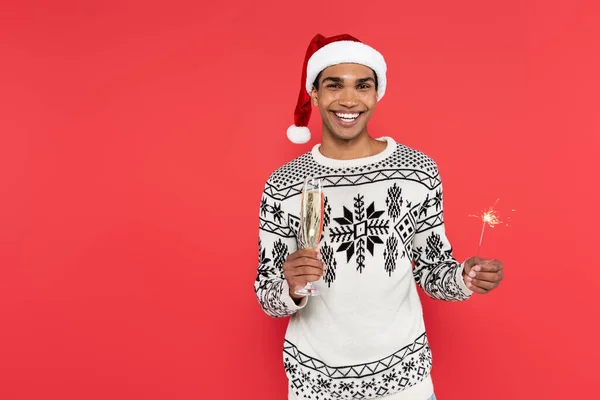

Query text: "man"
[254, 33, 504, 400]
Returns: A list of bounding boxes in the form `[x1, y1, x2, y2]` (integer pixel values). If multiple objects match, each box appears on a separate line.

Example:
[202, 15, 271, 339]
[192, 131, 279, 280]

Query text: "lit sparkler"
[470, 198, 514, 256]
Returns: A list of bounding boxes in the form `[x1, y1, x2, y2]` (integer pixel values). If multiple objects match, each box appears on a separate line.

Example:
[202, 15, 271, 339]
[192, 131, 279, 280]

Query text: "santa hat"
[286, 33, 388, 144]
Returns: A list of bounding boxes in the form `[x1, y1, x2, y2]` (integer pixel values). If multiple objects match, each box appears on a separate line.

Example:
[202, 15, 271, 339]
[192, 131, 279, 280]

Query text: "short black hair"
[312, 69, 379, 91]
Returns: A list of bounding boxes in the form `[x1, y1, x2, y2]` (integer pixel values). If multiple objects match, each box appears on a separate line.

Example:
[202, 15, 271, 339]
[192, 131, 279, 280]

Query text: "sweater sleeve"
[411, 165, 472, 301]
[254, 178, 307, 318]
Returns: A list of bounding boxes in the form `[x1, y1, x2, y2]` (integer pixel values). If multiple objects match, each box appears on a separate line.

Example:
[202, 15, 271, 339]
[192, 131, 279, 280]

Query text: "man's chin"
[329, 128, 364, 142]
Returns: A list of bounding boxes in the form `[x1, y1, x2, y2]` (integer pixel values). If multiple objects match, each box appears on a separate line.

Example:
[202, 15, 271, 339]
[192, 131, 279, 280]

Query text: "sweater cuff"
[281, 280, 308, 310]
[456, 262, 474, 297]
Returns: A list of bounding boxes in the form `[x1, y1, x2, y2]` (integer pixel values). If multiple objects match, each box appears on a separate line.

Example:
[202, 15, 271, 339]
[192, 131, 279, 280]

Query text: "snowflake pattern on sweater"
[254, 137, 472, 399]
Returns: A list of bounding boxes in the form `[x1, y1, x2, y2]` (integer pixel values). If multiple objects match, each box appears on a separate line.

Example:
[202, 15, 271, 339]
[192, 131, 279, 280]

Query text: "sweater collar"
[310, 136, 397, 168]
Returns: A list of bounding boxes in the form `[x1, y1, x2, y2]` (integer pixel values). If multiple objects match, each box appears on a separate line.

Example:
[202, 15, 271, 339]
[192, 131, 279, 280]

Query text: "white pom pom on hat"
[286, 125, 311, 144]
[287, 33, 388, 144]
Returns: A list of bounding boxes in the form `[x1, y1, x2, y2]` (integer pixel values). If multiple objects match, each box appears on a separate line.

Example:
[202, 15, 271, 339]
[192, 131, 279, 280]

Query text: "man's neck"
[319, 131, 387, 161]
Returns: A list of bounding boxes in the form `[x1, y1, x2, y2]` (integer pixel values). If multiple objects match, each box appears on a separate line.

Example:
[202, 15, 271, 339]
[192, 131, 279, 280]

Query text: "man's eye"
[327, 84, 341, 89]
[358, 84, 371, 90]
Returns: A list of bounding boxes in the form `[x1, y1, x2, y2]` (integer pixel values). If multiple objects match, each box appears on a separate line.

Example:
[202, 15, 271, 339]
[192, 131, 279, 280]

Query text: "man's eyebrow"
[321, 77, 343, 84]
[321, 77, 375, 84]
[357, 77, 376, 84]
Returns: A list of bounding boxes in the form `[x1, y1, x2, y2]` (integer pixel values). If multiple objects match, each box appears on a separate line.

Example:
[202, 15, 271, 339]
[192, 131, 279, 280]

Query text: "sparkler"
[470, 198, 514, 256]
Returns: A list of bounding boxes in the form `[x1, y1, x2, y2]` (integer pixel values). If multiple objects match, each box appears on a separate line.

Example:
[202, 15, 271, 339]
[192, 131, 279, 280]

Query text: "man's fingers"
[298, 274, 323, 283]
[284, 249, 328, 292]
[465, 257, 491, 273]
[470, 278, 498, 290]
[287, 249, 319, 261]
[284, 259, 325, 280]
[288, 265, 325, 276]
[466, 280, 488, 294]
[478, 260, 503, 272]
[467, 271, 503, 283]
[284, 256, 324, 271]
[465, 258, 504, 294]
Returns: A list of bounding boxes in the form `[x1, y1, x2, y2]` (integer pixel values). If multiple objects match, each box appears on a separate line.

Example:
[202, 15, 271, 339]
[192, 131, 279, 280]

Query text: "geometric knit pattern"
[392, 201, 420, 261]
[284, 333, 432, 400]
[264, 143, 440, 202]
[383, 234, 399, 276]
[385, 183, 403, 222]
[321, 242, 337, 287]
[265, 168, 441, 202]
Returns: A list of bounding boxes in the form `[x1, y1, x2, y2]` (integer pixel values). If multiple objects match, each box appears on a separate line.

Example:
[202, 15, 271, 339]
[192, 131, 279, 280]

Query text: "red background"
[1, 1, 599, 399]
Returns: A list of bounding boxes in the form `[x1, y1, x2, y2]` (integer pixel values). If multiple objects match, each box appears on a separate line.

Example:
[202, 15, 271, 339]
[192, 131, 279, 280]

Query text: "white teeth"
[335, 112, 359, 120]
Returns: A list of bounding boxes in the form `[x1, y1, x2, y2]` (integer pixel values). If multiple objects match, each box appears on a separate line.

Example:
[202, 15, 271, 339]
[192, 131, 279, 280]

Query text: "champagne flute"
[295, 176, 324, 297]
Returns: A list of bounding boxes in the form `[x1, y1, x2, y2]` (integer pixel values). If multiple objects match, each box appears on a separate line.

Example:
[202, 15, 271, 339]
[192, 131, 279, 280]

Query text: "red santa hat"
[287, 33, 388, 144]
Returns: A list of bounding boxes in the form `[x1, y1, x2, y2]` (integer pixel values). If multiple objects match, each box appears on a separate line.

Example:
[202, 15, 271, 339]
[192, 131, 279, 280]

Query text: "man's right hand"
[283, 249, 325, 301]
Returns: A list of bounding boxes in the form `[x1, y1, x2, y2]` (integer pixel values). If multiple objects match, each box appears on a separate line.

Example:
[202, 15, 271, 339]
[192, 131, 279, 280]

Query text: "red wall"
[1, 1, 598, 399]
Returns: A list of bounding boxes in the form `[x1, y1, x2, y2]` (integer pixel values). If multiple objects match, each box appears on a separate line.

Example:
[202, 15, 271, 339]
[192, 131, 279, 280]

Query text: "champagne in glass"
[296, 177, 324, 297]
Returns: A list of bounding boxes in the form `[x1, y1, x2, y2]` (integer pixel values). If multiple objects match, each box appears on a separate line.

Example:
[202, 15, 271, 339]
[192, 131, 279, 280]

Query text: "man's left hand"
[463, 257, 504, 294]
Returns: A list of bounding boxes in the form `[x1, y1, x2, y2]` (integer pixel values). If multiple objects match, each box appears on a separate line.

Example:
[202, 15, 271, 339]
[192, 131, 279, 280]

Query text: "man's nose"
[338, 89, 359, 107]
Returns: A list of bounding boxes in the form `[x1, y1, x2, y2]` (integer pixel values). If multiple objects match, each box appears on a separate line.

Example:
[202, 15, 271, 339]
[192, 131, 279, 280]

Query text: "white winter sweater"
[254, 137, 472, 400]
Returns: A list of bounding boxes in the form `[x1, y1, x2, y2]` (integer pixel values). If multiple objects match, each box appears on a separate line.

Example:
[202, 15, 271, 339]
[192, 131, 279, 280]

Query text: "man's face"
[311, 63, 378, 141]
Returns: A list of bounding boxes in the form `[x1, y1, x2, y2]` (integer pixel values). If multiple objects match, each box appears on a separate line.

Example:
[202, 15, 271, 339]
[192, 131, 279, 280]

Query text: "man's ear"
[311, 87, 318, 106]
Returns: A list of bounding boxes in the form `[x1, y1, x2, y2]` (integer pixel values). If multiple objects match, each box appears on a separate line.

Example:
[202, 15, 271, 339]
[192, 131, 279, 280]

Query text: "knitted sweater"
[254, 137, 472, 400]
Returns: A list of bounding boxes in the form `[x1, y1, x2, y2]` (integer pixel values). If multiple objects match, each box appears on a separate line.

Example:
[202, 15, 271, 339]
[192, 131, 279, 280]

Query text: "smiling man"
[254, 34, 504, 400]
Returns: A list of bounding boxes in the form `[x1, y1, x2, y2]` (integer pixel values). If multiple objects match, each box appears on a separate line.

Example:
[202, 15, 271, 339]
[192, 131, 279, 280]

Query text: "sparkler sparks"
[470, 198, 514, 256]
